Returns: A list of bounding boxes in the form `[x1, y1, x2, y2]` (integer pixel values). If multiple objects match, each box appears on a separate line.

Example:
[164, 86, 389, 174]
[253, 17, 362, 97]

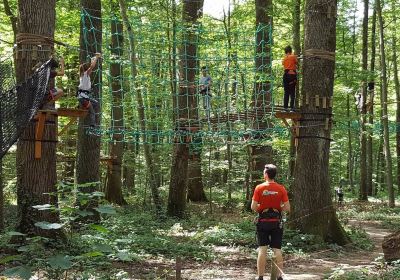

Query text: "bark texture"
[105, 14, 126, 205]
[167, 0, 204, 217]
[15, 0, 61, 238]
[359, 0, 368, 201]
[292, 0, 348, 244]
[382, 231, 400, 261]
[76, 0, 102, 220]
[376, 0, 395, 207]
[249, 0, 274, 195]
[119, 0, 162, 212]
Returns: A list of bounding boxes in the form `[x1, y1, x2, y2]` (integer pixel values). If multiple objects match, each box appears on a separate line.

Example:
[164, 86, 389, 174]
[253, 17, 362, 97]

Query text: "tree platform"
[34, 108, 88, 159]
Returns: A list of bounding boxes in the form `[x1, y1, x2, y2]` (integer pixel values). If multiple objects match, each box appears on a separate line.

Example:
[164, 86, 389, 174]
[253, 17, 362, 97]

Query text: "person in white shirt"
[77, 53, 101, 127]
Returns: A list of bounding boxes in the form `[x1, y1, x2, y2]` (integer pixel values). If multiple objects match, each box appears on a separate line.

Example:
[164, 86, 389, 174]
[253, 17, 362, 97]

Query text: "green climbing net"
[79, 9, 291, 145]
[79, 9, 400, 146]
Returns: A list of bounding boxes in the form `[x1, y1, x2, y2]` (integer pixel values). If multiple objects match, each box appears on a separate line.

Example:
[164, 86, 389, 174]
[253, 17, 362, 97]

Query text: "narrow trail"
[179, 220, 392, 280]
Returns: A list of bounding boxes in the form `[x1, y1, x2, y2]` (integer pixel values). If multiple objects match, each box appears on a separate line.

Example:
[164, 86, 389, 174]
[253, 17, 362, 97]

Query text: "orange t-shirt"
[282, 54, 298, 71]
[252, 181, 289, 212]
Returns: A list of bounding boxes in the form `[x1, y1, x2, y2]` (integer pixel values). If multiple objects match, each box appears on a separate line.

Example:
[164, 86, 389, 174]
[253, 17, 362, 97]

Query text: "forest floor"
[2, 201, 398, 280]
[119, 205, 394, 280]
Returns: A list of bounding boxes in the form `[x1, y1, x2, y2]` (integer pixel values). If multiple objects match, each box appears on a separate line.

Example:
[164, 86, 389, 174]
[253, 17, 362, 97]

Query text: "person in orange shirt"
[282, 45, 298, 111]
[251, 164, 291, 280]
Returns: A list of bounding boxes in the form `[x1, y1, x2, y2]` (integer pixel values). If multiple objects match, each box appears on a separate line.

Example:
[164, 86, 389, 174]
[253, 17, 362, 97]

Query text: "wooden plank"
[57, 108, 88, 118]
[322, 97, 327, 108]
[58, 117, 77, 136]
[325, 118, 330, 130]
[275, 111, 302, 120]
[35, 110, 57, 120]
[315, 95, 320, 107]
[32, 46, 38, 60]
[281, 118, 290, 128]
[35, 112, 47, 159]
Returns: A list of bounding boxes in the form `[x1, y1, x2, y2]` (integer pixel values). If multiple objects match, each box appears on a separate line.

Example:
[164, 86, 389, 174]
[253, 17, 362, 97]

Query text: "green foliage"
[345, 226, 374, 250]
[328, 263, 400, 280]
[338, 203, 400, 230]
[282, 230, 325, 254]
[3, 265, 32, 280]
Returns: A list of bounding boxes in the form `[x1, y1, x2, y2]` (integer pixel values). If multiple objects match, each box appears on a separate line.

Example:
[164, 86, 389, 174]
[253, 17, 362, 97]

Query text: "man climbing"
[282, 45, 298, 112]
[199, 66, 212, 121]
[251, 164, 290, 280]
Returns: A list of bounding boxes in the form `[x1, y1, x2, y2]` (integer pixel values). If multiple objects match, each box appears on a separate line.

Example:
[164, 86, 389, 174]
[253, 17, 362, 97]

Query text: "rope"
[16, 33, 54, 46]
[303, 48, 335, 61]
[296, 135, 333, 141]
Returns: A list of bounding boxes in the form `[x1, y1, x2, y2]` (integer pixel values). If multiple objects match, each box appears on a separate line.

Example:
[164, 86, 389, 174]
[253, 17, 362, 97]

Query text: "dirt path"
[178, 220, 391, 280]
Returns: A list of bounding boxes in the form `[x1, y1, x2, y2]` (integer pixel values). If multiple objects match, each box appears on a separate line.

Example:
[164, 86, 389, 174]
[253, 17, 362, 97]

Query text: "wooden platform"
[34, 108, 88, 159]
[201, 106, 302, 124]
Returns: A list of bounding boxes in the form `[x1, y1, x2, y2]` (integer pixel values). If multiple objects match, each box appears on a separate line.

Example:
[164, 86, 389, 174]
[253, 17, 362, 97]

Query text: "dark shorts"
[256, 221, 283, 249]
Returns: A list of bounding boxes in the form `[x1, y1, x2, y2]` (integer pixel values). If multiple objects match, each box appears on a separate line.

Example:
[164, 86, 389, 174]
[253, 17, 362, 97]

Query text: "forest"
[0, 0, 399, 279]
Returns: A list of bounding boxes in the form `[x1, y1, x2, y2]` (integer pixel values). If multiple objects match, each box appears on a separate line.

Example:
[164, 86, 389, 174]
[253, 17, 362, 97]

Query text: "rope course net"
[0, 57, 51, 159]
[80, 9, 291, 145]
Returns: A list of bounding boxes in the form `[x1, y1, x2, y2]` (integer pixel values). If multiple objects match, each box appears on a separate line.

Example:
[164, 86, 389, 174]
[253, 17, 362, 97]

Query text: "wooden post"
[325, 118, 330, 130]
[34, 111, 47, 159]
[322, 96, 327, 108]
[295, 121, 300, 147]
[176, 256, 182, 280]
[58, 117, 77, 136]
[32, 46, 38, 60]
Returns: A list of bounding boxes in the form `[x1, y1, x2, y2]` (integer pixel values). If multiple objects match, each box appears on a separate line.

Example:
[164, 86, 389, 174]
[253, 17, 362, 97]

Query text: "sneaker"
[277, 276, 283, 280]
[284, 108, 289, 112]
[290, 109, 295, 112]
[257, 277, 264, 280]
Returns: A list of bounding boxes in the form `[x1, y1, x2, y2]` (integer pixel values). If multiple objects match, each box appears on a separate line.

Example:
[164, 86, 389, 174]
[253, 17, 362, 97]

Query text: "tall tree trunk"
[188, 135, 207, 202]
[119, 0, 162, 212]
[76, 0, 102, 220]
[392, 2, 400, 195]
[105, 12, 126, 205]
[167, 0, 204, 217]
[249, 0, 274, 199]
[367, 3, 376, 196]
[15, 0, 61, 238]
[289, 0, 301, 180]
[123, 143, 135, 193]
[292, 0, 348, 244]
[376, 0, 395, 207]
[359, 0, 369, 201]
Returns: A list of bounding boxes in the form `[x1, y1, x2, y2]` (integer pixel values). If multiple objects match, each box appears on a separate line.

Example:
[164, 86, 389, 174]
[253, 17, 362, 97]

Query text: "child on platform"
[76, 53, 101, 127]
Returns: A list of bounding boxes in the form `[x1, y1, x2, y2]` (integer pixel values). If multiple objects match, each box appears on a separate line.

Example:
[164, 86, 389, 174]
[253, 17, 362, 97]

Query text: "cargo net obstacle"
[0, 57, 51, 159]
[81, 10, 300, 146]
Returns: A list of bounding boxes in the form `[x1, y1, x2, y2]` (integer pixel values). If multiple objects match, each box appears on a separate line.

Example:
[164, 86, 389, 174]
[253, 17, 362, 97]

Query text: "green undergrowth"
[338, 201, 400, 230]
[327, 260, 400, 280]
[0, 203, 332, 279]
[3, 199, 389, 279]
